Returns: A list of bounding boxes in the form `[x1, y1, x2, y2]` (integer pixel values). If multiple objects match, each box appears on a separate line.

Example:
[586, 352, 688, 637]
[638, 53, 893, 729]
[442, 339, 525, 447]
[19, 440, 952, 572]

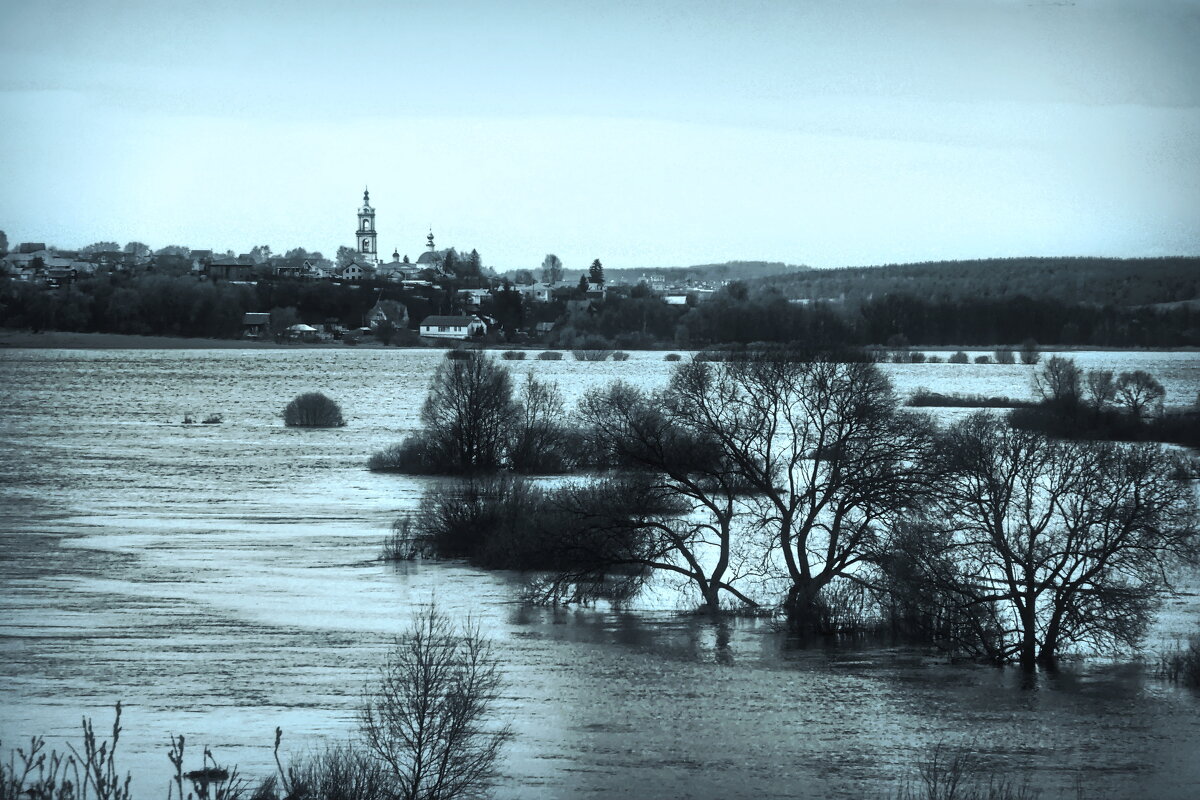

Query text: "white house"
[419, 315, 486, 340]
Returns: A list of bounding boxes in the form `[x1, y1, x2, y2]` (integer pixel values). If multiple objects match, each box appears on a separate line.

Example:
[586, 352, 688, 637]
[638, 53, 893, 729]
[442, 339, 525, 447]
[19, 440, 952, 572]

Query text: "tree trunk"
[1018, 598, 1038, 671]
[784, 581, 826, 633]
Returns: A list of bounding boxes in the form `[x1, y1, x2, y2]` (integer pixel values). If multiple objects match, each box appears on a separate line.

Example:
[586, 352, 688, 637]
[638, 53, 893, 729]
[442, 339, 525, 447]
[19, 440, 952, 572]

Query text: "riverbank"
[4, 328, 1198, 353]
[0, 329, 384, 350]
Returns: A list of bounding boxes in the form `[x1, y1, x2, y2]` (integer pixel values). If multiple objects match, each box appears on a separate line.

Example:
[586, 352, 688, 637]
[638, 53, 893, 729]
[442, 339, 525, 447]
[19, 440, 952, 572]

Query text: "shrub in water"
[367, 436, 442, 473]
[974, 355, 992, 364]
[665, 353, 682, 361]
[612, 351, 630, 361]
[573, 349, 614, 361]
[283, 392, 346, 427]
[501, 350, 526, 360]
[537, 351, 564, 360]
[445, 349, 473, 360]
[948, 351, 969, 364]
[994, 348, 1016, 364]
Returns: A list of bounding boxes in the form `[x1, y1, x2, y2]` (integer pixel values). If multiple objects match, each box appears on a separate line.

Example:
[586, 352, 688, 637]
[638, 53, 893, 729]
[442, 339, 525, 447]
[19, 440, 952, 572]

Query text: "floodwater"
[1, 348, 1198, 799]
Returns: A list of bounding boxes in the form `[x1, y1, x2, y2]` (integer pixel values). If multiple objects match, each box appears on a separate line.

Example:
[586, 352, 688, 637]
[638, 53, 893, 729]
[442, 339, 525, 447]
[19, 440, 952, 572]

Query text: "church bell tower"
[356, 187, 378, 263]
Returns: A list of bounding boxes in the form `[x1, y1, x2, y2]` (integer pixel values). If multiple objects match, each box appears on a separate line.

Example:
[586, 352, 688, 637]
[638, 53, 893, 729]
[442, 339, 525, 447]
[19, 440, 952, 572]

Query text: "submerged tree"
[929, 413, 1196, 668]
[420, 354, 516, 472]
[664, 356, 936, 630]
[580, 381, 760, 611]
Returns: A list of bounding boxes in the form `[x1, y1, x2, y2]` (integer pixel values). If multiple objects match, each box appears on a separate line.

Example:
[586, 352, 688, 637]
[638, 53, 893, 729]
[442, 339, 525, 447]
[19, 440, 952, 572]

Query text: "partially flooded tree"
[663, 356, 935, 630]
[420, 354, 516, 472]
[508, 374, 572, 473]
[931, 413, 1196, 668]
[361, 606, 511, 800]
[580, 381, 760, 612]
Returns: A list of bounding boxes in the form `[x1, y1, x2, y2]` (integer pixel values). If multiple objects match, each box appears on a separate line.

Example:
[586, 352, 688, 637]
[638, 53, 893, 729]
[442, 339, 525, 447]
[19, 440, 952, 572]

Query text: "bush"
[1158, 633, 1200, 687]
[202, 413, 223, 424]
[908, 390, 1033, 409]
[664, 353, 682, 361]
[280, 742, 390, 800]
[444, 349, 473, 360]
[974, 355, 991, 364]
[367, 436, 445, 474]
[573, 349, 614, 361]
[909, 351, 927, 364]
[536, 350, 564, 360]
[284, 392, 346, 427]
[994, 348, 1016, 364]
[1019, 338, 1040, 365]
[611, 351, 630, 361]
[500, 350, 526, 360]
[948, 351, 969, 364]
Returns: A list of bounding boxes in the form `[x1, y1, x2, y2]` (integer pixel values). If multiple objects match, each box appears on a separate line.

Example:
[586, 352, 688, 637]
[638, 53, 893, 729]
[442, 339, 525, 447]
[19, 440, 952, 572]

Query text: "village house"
[207, 257, 254, 281]
[457, 287, 491, 307]
[418, 314, 486, 340]
[367, 298, 409, 329]
[517, 283, 554, 303]
[242, 312, 271, 338]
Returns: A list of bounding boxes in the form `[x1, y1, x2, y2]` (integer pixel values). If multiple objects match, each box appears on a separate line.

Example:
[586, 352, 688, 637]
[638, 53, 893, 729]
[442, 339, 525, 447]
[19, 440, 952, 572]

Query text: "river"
[1, 348, 1198, 799]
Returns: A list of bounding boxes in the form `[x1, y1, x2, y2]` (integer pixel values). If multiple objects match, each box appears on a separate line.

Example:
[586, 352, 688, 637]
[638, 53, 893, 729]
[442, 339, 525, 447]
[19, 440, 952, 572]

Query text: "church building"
[356, 188, 378, 263]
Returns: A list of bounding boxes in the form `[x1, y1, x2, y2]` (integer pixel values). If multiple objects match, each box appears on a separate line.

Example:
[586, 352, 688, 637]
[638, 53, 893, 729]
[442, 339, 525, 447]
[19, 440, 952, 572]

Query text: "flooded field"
[1, 348, 1198, 799]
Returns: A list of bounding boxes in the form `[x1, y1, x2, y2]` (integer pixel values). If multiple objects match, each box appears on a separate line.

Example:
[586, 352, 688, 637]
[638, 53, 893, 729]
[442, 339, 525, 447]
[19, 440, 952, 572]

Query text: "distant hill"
[560, 261, 809, 285]
[751, 256, 1199, 307]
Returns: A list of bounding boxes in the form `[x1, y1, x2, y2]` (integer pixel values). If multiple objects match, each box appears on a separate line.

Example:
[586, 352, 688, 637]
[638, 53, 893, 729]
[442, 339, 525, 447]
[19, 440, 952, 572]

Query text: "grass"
[907, 389, 1034, 409]
[1157, 632, 1200, 687]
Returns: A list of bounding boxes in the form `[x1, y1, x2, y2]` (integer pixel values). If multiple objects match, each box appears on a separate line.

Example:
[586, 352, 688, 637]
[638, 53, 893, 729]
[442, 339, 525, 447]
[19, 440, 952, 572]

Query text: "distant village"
[0, 189, 726, 344]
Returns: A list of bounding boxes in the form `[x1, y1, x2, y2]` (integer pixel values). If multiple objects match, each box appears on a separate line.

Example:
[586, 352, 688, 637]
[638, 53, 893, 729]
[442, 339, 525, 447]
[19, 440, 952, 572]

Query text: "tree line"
[377, 352, 1197, 670]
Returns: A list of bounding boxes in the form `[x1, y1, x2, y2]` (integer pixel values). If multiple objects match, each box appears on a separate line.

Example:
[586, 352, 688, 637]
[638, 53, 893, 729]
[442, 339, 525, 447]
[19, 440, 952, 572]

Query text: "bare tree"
[1033, 355, 1083, 408]
[420, 354, 516, 472]
[1114, 370, 1166, 420]
[508, 374, 571, 473]
[361, 606, 511, 800]
[664, 356, 935, 629]
[1085, 369, 1117, 408]
[931, 413, 1196, 668]
[580, 380, 761, 612]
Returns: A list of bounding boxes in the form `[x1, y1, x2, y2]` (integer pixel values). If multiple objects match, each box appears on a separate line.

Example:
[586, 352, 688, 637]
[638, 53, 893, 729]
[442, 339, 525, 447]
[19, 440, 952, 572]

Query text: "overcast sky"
[1, 0, 1197, 270]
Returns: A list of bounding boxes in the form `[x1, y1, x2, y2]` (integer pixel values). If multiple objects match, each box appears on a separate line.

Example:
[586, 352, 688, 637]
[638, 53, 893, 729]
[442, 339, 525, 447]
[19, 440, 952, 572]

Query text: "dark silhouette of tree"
[360, 605, 510, 800]
[589, 259, 604, 285]
[541, 254, 563, 285]
[580, 380, 761, 611]
[1034, 356, 1083, 409]
[928, 413, 1196, 668]
[1115, 370, 1166, 420]
[420, 354, 516, 472]
[664, 356, 935, 629]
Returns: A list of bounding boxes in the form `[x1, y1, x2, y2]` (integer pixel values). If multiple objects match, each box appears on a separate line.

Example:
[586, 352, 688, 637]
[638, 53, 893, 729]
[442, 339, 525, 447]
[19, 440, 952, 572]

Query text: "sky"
[1, 0, 1198, 270]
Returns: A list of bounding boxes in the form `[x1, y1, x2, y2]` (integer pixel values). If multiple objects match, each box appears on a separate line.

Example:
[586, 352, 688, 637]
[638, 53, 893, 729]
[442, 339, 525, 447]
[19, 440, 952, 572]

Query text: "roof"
[420, 315, 477, 327]
[243, 312, 271, 325]
[416, 251, 442, 265]
[19, 243, 47, 254]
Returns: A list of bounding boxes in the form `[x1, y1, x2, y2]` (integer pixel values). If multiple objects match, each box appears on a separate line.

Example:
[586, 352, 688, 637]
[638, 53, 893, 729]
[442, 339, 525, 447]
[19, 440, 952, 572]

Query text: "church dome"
[416, 251, 442, 265]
